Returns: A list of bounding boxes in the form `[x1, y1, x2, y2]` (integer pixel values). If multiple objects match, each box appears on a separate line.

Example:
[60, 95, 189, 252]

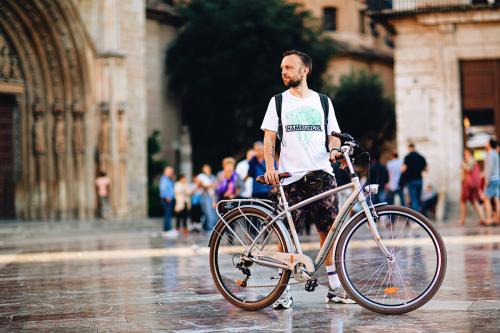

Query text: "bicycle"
[208, 132, 447, 314]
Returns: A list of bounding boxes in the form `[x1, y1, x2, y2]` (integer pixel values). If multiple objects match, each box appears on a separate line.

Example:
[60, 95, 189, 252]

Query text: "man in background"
[386, 150, 405, 206]
[159, 166, 178, 239]
[236, 149, 255, 199]
[402, 143, 427, 213]
[248, 141, 274, 200]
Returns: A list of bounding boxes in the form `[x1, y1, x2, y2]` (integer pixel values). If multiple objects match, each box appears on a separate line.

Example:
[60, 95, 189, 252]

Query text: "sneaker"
[325, 287, 356, 304]
[273, 286, 293, 310]
[161, 229, 179, 239]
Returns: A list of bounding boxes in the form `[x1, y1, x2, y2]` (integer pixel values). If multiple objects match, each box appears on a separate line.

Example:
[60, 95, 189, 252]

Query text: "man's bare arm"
[263, 130, 279, 185]
[327, 135, 342, 162]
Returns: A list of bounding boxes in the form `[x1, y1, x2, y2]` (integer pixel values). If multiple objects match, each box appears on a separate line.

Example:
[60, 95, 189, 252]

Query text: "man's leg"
[164, 201, 173, 232]
[408, 180, 422, 213]
[315, 173, 355, 304]
[484, 194, 493, 225]
[459, 201, 467, 225]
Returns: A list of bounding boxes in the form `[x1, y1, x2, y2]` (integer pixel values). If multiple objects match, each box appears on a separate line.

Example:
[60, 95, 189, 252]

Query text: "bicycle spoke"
[341, 210, 442, 310]
[213, 212, 288, 304]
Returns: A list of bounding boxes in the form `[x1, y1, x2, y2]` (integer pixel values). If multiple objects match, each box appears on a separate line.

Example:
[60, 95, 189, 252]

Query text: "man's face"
[165, 167, 174, 177]
[281, 55, 307, 88]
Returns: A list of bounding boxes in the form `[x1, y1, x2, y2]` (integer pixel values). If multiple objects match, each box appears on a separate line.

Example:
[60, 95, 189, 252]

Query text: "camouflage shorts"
[283, 170, 339, 233]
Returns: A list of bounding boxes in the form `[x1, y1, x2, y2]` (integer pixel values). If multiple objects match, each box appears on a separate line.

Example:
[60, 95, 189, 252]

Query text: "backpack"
[274, 92, 330, 157]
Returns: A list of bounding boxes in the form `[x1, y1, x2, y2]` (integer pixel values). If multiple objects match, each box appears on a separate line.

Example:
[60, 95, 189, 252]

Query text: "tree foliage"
[167, 0, 335, 170]
[327, 70, 395, 155]
[147, 130, 168, 217]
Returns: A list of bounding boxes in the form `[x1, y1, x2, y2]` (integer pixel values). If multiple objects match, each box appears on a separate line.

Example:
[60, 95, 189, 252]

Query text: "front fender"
[208, 205, 293, 253]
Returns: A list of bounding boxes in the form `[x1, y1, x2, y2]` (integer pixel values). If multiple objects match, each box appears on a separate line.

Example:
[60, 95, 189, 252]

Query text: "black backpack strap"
[319, 93, 330, 152]
[274, 93, 283, 156]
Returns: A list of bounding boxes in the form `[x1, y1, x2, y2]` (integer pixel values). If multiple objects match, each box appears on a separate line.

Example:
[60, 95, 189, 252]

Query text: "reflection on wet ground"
[0, 221, 499, 332]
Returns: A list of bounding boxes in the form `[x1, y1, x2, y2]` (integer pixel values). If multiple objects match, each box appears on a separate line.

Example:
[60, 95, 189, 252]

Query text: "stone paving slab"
[0, 223, 498, 332]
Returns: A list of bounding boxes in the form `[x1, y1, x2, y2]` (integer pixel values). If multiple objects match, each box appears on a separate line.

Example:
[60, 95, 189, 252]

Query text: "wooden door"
[0, 94, 15, 218]
[461, 60, 500, 141]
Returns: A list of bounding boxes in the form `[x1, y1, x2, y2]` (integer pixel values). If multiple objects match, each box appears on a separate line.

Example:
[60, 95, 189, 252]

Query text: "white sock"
[326, 265, 341, 289]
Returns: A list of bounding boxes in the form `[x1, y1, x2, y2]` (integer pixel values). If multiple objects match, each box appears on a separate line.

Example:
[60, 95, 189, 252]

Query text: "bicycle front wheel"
[209, 207, 291, 311]
[335, 205, 446, 314]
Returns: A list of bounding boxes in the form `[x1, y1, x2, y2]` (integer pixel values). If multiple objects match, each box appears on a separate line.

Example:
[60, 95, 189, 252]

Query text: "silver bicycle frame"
[217, 144, 393, 274]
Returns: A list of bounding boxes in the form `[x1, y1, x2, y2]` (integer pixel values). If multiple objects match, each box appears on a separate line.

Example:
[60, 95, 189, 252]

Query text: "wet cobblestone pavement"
[0, 220, 499, 332]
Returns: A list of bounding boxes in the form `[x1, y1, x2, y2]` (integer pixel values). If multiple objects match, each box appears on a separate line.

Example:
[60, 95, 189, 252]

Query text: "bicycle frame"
[215, 145, 393, 276]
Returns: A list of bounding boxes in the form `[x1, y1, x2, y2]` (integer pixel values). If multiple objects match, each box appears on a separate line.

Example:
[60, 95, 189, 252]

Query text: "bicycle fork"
[360, 199, 394, 260]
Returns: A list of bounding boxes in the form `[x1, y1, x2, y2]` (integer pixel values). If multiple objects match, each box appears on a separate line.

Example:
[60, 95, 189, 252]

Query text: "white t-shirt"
[261, 90, 341, 185]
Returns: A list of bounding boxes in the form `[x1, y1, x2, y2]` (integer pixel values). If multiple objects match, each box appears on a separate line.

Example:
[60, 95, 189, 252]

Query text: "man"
[386, 150, 405, 206]
[261, 50, 353, 309]
[159, 166, 178, 239]
[248, 141, 274, 199]
[402, 143, 427, 213]
[368, 152, 389, 204]
[235, 149, 255, 199]
[484, 139, 499, 225]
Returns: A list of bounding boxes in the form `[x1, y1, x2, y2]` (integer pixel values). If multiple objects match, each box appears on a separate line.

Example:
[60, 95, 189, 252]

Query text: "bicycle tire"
[335, 205, 447, 314]
[209, 207, 291, 310]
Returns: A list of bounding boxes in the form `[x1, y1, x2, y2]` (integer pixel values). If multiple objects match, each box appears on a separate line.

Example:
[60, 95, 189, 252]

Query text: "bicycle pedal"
[304, 279, 318, 292]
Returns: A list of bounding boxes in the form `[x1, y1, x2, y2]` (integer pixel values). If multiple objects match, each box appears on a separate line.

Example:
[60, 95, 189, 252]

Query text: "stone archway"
[0, 0, 94, 219]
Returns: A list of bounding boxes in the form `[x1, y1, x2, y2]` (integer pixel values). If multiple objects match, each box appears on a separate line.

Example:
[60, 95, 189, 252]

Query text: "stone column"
[116, 102, 128, 216]
[72, 101, 86, 219]
[53, 100, 67, 219]
[32, 100, 47, 219]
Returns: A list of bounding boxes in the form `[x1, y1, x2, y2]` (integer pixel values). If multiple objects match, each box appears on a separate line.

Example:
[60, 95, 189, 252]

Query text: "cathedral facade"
[0, 0, 181, 220]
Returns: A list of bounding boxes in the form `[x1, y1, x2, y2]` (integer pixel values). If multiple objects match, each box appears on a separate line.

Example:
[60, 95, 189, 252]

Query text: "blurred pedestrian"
[159, 166, 178, 239]
[174, 174, 191, 235]
[483, 139, 499, 225]
[95, 171, 111, 219]
[236, 149, 255, 199]
[422, 184, 438, 219]
[190, 176, 203, 232]
[216, 157, 244, 201]
[197, 164, 217, 231]
[460, 149, 485, 225]
[248, 141, 275, 200]
[402, 143, 427, 213]
[368, 152, 388, 204]
[386, 150, 405, 206]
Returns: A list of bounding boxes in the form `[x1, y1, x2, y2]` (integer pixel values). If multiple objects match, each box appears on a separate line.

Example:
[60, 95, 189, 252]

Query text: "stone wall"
[119, 0, 148, 217]
[389, 9, 500, 210]
[77, 0, 148, 218]
[145, 19, 181, 169]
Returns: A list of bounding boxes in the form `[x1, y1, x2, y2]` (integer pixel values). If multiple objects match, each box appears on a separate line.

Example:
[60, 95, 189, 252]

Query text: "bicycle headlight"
[364, 184, 379, 195]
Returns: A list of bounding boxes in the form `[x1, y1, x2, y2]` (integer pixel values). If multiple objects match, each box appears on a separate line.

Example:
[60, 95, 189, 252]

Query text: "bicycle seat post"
[277, 182, 304, 256]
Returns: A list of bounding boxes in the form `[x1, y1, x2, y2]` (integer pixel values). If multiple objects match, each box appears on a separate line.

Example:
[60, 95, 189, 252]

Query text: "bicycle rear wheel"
[335, 205, 446, 314]
[209, 207, 291, 310]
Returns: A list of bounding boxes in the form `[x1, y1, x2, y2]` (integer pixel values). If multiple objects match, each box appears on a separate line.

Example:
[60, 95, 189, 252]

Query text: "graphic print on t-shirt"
[283, 106, 322, 148]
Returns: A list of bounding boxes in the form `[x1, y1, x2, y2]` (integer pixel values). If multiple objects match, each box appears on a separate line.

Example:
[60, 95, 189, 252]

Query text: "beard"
[283, 76, 301, 88]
